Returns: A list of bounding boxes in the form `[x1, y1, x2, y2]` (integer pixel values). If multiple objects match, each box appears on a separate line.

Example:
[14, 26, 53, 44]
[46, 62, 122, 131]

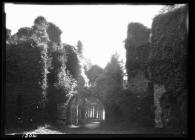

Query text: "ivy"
[149, 5, 188, 130]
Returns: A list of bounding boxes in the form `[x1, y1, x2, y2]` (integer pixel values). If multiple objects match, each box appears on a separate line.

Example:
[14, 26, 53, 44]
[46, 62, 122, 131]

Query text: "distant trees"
[95, 53, 123, 99]
[76, 40, 83, 55]
[92, 53, 124, 123]
[85, 65, 103, 86]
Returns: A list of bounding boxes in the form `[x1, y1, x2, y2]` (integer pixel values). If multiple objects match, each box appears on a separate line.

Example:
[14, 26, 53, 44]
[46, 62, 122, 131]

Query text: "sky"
[5, 3, 164, 68]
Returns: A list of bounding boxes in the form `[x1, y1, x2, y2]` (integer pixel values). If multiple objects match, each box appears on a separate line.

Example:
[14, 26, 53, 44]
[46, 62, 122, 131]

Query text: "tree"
[32, 16, 49, 43]
[34, 16, 48, 26]
[6, 28, 11, 40]
[85, 65, 103, 86]
[95, 53, 123, 99]
[5, 16, 84, 126]
[47, 22, 62, 45]
[104, 53, 123, 88]
[76, 40, 83, 55]
[16, 27, 33, 40]
[94, 53, 124, 123]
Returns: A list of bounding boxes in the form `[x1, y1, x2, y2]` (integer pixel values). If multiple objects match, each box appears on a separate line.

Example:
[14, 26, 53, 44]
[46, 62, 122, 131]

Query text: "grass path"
[5, 122, 185, 135]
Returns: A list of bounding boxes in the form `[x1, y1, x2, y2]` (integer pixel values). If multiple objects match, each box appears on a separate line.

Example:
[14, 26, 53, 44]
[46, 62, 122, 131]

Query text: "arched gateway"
[67, 95, 105, 127]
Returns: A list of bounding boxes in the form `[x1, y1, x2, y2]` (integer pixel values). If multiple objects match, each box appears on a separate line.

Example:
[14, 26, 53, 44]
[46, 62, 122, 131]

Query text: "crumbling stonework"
[153, 84, 166, 128]
[149, 5, 188, 131]
[128, 70, 149, 96]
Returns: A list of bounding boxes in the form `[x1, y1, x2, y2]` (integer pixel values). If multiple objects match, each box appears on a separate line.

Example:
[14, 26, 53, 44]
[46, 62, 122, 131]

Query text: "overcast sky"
[5, 3, 164, 68]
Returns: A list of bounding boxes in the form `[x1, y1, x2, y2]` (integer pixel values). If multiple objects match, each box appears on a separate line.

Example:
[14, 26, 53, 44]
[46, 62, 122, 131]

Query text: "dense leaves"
[6, 39, 44, 128]
[6, 28, 11, 40]
[5, 16, 79, 128]
[125, 23, 151, 81]
[92, 54, 124, 123]
[34, 16, 47, 26]
[85, 65, 103, 86]
[125, 22, 150, 48]
[5, 6, 188, 133]
[76, 40, 83, 55]
[149, 5, 187, 92]
[64, 44, 81, 80]
[16, 27, 33, 40]
[124, 22, 155, 127]
[149, 5, 188, 130]
[47, 22, 62, 45]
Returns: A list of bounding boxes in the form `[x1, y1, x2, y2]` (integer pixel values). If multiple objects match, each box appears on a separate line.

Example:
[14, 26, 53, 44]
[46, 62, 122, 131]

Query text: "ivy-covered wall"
[149, 5, 188, 131]
[124, 23, 154, 127]
[5, 16, 79, 128]
[6, 39, 44, 128]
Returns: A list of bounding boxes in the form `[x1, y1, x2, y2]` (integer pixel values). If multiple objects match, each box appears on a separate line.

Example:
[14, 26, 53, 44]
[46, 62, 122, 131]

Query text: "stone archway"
[67, 95, 105, 127]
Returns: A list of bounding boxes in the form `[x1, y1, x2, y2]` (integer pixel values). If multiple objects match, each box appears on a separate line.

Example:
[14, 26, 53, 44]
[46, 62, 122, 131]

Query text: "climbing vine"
[32, 16, 50, 108]
[149, 5, 188, 130]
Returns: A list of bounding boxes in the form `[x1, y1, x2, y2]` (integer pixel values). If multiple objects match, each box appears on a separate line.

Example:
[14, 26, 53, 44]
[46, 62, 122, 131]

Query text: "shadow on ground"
[5, 121, 186, 135]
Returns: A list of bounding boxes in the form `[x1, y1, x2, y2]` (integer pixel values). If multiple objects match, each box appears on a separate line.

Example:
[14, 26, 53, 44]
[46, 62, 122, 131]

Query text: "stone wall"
[150, 5, 188, 131]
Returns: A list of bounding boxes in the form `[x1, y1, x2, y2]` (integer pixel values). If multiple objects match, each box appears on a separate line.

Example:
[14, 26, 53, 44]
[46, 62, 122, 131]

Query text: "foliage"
[149, 5, 188, 130]
[5, 15, 87, 127]
[16, 27, 33, 40]
[34, 16, 48, 26]
[95, 53, 123, 99]
[46, 46, 64, 121]
[55, 64, 77, 100]
[32, 16, 50, 105]
[6, 28, 11, 40]
[125, 22, 150, 48]
[47, 22, 62, 45]
[149, 5, 187, 92]
[5, 16, 61, 126]
[76, 40, 83, 55]
[45, 43, 80, 123]
[64, 44, 81, 80]
[125, 22, 151, 81]
[124, 22, 155, 127]
[93, 53, 124, 123]
[158, 4, 187, 14]
[6, 39, 44, 128]
[85, 65, 103, 86]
